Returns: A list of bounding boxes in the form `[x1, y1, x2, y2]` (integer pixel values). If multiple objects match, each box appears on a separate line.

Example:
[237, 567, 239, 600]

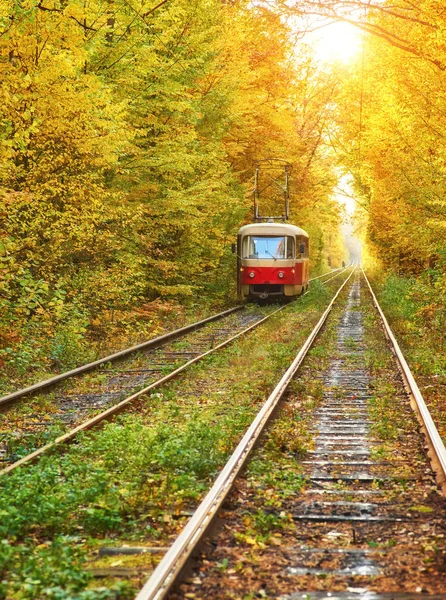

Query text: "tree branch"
[36, 1, 98, 31]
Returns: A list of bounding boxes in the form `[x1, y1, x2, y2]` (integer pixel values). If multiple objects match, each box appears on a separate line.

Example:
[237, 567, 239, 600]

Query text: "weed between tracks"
[171, 276, 354, 598]
[1, 308, 276, 460]
[0, 277, 352, 599]
[173, 273, 446, 599]
[367, 271, 446, 444]
[361, 287, 422, 455]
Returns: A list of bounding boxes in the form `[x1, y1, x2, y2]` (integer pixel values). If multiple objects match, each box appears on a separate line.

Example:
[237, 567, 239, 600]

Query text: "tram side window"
[286, 236, 295, 259]
[297, 237, 303, 257]
[297, 237, 309, 258]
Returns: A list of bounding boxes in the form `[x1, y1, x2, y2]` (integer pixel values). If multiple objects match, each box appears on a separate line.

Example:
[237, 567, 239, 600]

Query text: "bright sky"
[334, 173, 357, 218]
[307, 21, 363, 63]
[302, 22, 363, 219]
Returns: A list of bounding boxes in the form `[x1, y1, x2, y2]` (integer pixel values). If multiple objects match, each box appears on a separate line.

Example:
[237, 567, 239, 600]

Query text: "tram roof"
[238, 222, 309, 238]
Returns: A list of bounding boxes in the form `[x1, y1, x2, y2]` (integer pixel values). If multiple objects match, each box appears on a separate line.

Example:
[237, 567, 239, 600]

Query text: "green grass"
[0, 275, 352, 598]
[370, 271, 446, 376]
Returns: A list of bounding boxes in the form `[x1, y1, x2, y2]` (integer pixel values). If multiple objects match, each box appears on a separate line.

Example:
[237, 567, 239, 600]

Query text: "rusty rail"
[309, 267, 343, 281]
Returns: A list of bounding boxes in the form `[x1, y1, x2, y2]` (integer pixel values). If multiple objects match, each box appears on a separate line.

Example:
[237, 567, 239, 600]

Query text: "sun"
[308, 21, 363, 63]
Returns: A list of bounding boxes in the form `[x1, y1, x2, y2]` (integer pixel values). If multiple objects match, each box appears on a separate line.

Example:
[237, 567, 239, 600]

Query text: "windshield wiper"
[265, 250, 277, 261]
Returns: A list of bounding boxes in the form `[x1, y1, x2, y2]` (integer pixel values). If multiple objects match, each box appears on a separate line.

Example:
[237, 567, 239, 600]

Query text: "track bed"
[169, 274, 446, 599]
[0, 307, 273, 469]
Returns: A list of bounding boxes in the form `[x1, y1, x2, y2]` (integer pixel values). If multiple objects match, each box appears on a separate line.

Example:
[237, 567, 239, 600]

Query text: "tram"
[236, 221, 310, 301]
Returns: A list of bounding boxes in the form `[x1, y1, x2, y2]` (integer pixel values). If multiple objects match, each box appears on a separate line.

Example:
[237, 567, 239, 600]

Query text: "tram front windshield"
[243, 236, 286, 259]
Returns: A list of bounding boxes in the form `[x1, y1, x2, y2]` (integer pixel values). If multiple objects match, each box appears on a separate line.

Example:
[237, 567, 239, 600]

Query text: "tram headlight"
[249, 271, 255, 278]
[278, 271, 284, 279]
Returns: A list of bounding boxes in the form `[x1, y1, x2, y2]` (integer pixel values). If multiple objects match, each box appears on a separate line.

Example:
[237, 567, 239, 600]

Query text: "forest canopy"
[1, 0, 345, 375]
[2, 0, 445, 377]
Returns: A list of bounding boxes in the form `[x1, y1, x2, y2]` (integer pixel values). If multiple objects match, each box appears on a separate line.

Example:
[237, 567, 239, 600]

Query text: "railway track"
[132, 269, 446, 600]
[0, 268, 350, 475]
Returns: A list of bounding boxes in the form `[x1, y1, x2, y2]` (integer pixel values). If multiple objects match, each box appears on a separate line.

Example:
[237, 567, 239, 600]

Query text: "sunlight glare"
[309, 21, 362, 64]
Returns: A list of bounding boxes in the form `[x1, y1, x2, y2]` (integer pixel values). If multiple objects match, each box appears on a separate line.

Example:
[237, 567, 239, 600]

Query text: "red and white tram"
[236, 222, 309, 301]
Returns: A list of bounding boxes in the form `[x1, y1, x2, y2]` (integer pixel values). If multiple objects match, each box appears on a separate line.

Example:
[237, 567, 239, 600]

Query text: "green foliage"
[0, 410, 235, 595]
[378, 275, 417, 322]
[0, 537, 90, 599]
[372, 271, 446, 375]
[49, 315, 94, 370]
[0, 536, 133, 599]
[252, 510, 288, 534]
[0, 410, 241, 542]
[0, 0, 344, 386]
[248, 457, 306, 498]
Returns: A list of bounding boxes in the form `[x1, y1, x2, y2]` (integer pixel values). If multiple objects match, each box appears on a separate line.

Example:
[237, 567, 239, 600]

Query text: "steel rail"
[309, 267, 343, 281]
[362, 269, 446, 494]
[0, 306, 245, 408]
[1, 269, 353, 477]
[316, 266, 353, 286]
[135, 267, 356, 600]
[0, 306, 286, 477]
[2, 271, 345, 409]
